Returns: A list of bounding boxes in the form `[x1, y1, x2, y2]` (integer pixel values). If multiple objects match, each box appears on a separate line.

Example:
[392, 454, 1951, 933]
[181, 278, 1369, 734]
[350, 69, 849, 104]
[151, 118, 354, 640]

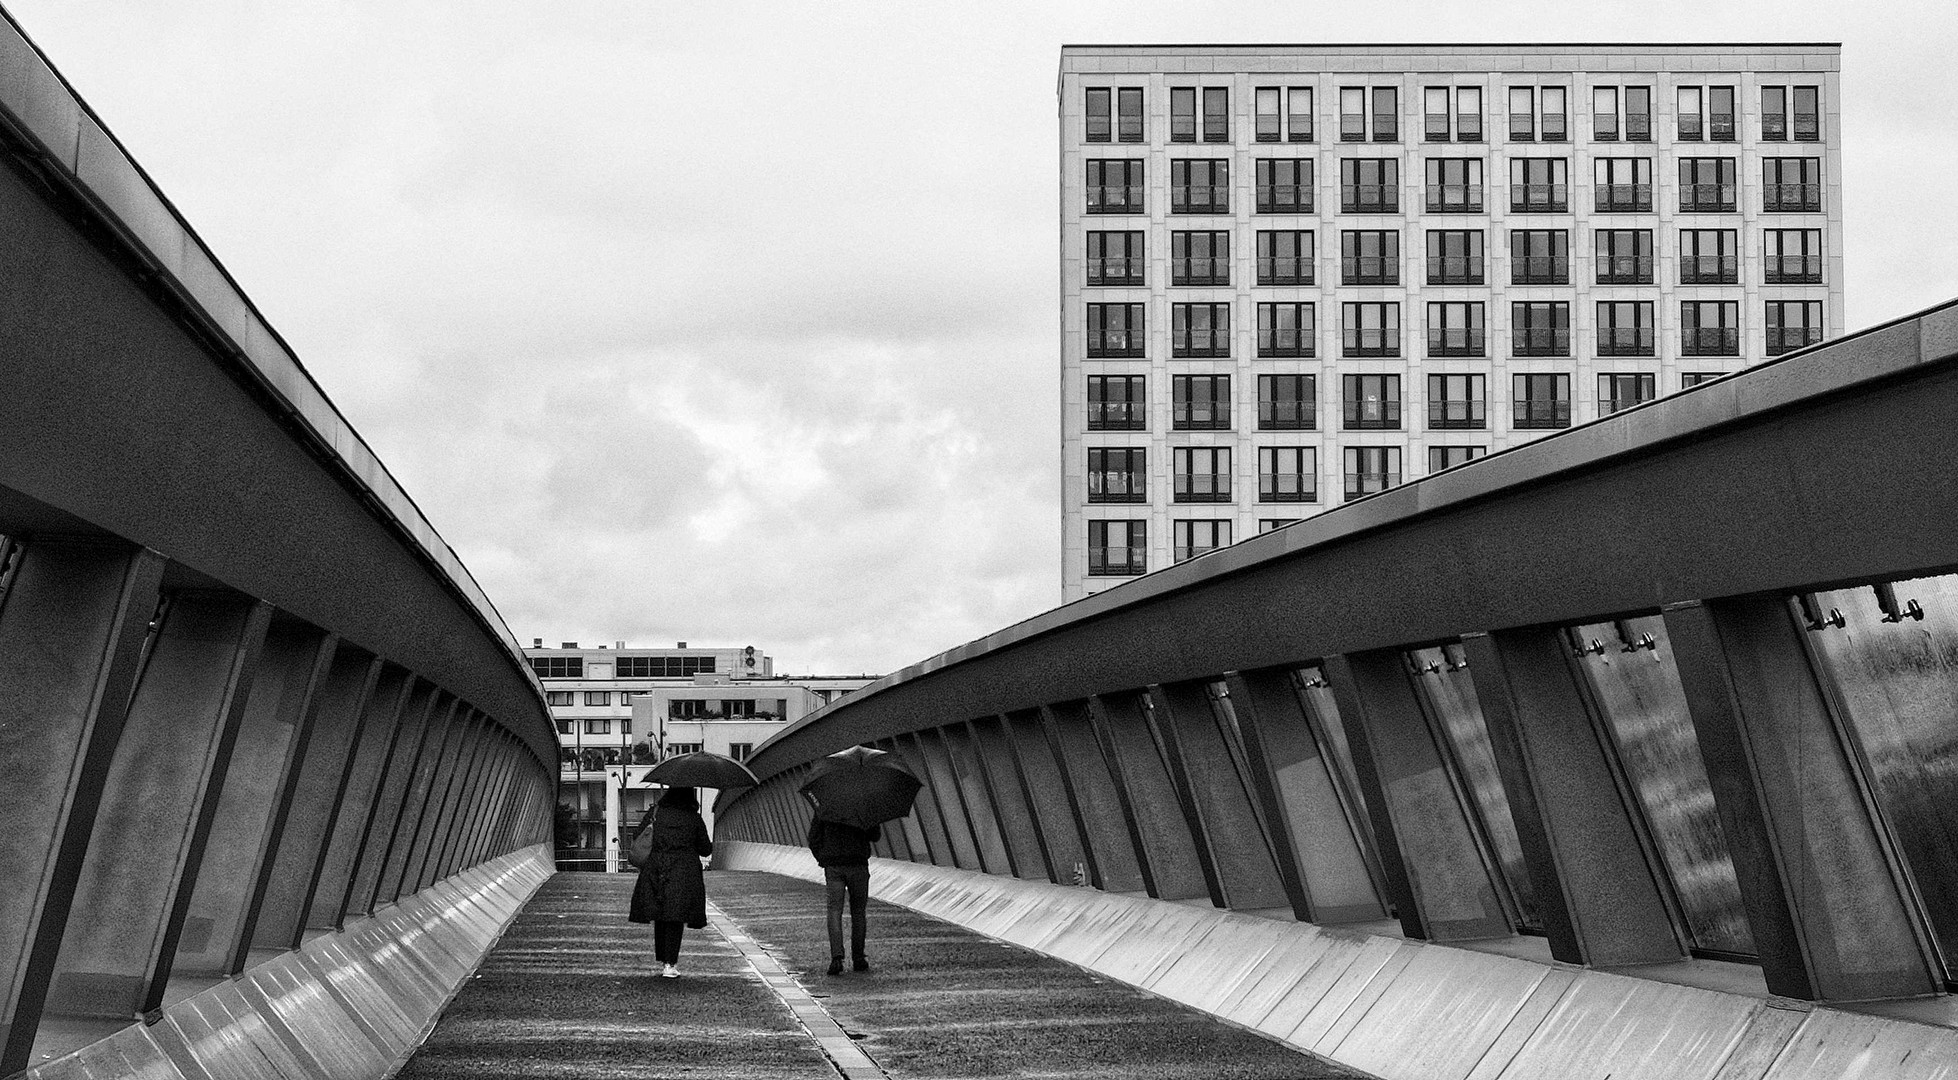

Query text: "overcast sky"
[8, 1, 1955, 676]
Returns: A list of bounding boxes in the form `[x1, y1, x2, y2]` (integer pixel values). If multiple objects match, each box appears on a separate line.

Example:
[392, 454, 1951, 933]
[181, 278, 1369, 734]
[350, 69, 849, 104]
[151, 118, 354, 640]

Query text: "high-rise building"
[1060, 44, 1843, 600]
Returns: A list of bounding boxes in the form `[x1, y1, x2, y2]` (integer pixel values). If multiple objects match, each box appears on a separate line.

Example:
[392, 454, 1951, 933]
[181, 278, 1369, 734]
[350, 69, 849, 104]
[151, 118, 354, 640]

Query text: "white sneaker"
[661, 963, 679, 978]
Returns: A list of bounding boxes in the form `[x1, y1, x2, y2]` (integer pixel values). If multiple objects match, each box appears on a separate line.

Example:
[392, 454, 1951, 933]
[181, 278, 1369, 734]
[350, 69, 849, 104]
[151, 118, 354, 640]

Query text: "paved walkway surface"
[396, 870, 1362, 1079]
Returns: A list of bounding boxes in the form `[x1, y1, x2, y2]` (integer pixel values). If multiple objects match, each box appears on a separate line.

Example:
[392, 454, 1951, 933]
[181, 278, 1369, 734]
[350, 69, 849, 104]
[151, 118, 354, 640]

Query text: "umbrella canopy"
[798, 745, 922, 829]
[643, 750, 760, 789]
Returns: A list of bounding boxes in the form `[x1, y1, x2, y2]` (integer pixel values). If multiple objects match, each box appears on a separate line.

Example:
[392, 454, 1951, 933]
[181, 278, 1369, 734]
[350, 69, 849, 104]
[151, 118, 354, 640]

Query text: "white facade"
[1060, 44, 1845, 601]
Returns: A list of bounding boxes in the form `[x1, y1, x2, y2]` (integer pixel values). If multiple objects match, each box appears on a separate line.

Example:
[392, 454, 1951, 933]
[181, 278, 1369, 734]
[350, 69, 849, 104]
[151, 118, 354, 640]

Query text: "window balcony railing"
[1599, 328, 1656, 356]
[1625, 115, 1651, 141]
[1509, 183, 1568, 212]
[1086, 188, 1143, 214]
[1257, 329, 1314, 358]
[1427, 256, 1484, 285]
[1257, 259, 1312, 286]
[1596, 255, 1654, 285]
[1173, 477, 1233, 503]
[1601, 391, 1652, 415]
[1173, 408, 1232, 431]
[1340, 115, 1367, 141]
[1457, 114, 1483, 142]
[1086, 332, 1144, 358]
[1086, 405, 1144, 430]
[1086, 259, 1143, 286]
[1118, 117, 1143, 142]
[1343, 469, 1402, 500]
[1171, 187, 1229, 214]
[1678, 115, 1703, 141]
[1088, 547, 1146, 576]
[1425, 115, 1450, 141]
[1428, 400, 1487, 429]
[1794, 113, 1820, 141]
[1342, 331, 1400, 358]
[1709, 114, 1736, 140]
[1172, 331, 1229, 357]
[1763, 115, 1788, 140]
[1680, 255, 1739, 284]
[1259, 474, 1314, 502]
[1427, 328, 1486, 357]
[1513, 328, 1570, 356]
[1171, 116, 1197, 143]
[1541, 115, 1567, 141]
[1508, 115, 1533, 141]
[1372, 114, 1398, 141]
[1682, 327, 1740, 356]
[1257, 186, 1311, 214]
[1513, 400, 1572, 429]
[1171, 259, 1229, 286]
[1087, 482, 1146, 504]
[1256, 116, 1282, 142]
[1592, 113, 1619, 141]
[1767, 326, 1825, 355]
[1259, 403, 1315, 429]
[1511, 256, 1569, 284]
[1342, 257, 1399, 285]
[1425, 184, 1483, 212]
[1340, 184, 1399, 213]
[1342, 401, 1403, 429]
[1764, 184, 1822, 212]
[1764, 257, 1822, 284]
[1594, 183, 1653, 212]
[1680, 184, 1736, 212]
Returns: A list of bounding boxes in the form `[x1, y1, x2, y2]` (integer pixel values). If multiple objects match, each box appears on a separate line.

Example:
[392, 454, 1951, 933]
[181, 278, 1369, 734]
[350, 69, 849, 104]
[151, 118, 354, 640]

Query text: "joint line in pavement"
[705, 899, 890, 1080]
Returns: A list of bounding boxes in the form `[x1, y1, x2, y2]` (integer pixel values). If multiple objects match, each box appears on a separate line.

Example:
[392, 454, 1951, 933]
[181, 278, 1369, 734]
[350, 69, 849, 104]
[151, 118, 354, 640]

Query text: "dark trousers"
[653, 920, 686, 964]
[824, 864, 870, 959]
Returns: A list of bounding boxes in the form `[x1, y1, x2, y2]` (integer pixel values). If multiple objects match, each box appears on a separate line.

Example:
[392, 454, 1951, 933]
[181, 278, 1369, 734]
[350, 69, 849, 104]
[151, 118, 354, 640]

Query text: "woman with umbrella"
[625, 750, 759, 977]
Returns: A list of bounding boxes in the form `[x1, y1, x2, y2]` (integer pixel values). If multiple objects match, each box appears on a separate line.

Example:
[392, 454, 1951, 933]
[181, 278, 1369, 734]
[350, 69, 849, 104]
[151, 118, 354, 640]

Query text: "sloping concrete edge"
[717, 841, 1958, 1080]
[17, 845, 554, 1080]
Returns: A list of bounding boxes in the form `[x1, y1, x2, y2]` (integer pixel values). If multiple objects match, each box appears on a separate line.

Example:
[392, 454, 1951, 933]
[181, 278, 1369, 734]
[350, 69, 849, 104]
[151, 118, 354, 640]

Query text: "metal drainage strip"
[705, 900, 889, 1080]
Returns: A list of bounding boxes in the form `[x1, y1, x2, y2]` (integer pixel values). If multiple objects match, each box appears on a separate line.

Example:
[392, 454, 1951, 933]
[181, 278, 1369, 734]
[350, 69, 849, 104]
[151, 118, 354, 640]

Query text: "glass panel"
[1408, 646, 1541, 929]
[1806, 575, 1958, 981]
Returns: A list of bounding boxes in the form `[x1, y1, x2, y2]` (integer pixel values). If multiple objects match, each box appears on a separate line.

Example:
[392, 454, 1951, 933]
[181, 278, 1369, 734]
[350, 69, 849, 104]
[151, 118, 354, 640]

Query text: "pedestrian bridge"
[5, 8, 1958, 1080]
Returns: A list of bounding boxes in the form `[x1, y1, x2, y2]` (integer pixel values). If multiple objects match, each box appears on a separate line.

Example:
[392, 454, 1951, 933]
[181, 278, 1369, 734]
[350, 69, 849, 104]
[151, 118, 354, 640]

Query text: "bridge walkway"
[396, 870, 1359, 1079]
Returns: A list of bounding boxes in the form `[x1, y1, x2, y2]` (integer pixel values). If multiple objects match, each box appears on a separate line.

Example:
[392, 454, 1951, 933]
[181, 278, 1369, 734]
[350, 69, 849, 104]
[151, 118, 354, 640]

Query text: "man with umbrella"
[800, 745, 922, 976]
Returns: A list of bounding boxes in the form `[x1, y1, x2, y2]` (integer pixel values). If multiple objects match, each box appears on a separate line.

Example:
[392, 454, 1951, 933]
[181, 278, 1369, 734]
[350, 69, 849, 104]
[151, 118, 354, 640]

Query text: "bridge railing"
[0, 11, 556, 1074]
[721, 299, 1958, 1006]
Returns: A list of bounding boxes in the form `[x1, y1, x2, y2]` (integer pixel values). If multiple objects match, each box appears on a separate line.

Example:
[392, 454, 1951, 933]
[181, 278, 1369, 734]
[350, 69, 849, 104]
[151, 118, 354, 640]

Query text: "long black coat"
[628, 805, 713, 928]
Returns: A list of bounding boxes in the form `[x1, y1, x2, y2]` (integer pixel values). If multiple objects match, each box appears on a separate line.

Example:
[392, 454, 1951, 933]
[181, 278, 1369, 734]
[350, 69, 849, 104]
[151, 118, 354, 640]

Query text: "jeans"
[824, 864, 870, 959]
[653, 920, 686, 964]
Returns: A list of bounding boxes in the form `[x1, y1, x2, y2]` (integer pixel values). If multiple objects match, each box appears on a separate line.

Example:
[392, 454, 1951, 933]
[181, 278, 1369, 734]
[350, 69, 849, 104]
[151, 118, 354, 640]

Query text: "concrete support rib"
[375, 695, 459, 907]
[1325, 650, 1510, 942]
[1039, 701, 1143, 893]
[892, 734, 955, 866]
[44, 593, 273, 1025]
[1663, 597, 1941, 1001]
[307, 669, 413, 930]
[173, 622, 338, 979]
[1461, 629, 1685, 967]
[412, 711, 485, 893]
[0, 541, 164, 1077]
[911, 727, 987, 872]
[1224, 668, 1384, 924]
[994, 711, 1072, 883]
[1087, 692, 1208, 902]
[941, 722, 1016, 876]
[344, 681, 438, 919]
[966, 716, 1054, 881]
[1151, 681, 1292, 912]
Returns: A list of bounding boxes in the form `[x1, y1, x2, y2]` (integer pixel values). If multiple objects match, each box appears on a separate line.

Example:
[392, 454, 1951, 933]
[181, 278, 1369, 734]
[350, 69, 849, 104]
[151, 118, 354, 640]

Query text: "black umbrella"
[799, 745, 922, 829]
[643, 750, 760, 789]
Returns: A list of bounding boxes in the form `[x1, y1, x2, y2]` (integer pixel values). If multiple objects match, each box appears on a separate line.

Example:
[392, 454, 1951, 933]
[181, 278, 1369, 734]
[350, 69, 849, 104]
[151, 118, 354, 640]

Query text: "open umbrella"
[643, 750, 760, 789]
[798, 745, 922, 829]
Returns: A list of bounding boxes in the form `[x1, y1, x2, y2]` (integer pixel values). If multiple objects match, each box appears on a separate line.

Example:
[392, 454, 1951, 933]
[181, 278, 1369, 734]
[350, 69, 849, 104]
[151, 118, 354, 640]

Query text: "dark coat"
[627, 805, 713, 927]
[807, 819, 878, 868]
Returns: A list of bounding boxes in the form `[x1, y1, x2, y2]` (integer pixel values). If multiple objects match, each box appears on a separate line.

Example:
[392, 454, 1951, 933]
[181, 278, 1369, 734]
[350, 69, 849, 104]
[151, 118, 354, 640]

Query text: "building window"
[1173, 447, 1232, 503]
[1427, 229, 1484, 285]
[1513, 373, 1572, 429]
[1763, 158, 1823, 212]
[1342, 373, 1403, 430]
[1599, 373, 1656, 415]
[585, 718, 610, 736]
[1259, 518, 1299, 533]
[1507, 85, 1566, 141]
[1427, 302, 1486, 357]
[1256, 86, 1314, 142]
[1343, 446, 1402, 501]
[1592, 86, 1619, 141]
[1509, 158, 1568, 212]
[1170, 159, 1230, 214]
[1086, 88, 1144, 143]
[1428, 373, 1487, 430]
[1589, 85, 1651, 142]
[1371, 86, 1398, 141]
[1087, 374, 1146, 431]
[1766, 301, 1825, 355]
[669, 699, 710, 719]
[1428, 445, 1485, 472]
[1086, 231, 1144, 286]
[1679, 158, 1737, 212]
[1681, 372, 1725, 388]
[1599, 301, 1656, 356]
[1172, 374, 1231, 430]
[1676, 86, 1704, 141]
[1088, 520, 1146, 576]
[1171, 231, 1231, 285]
[1259, 446, 1317, 503]
[1341, 302, 1401, 358]
[1681, 301, 1740, 356]
[1341, 230, 1400, 284]
[1594, 229, 1655, 284]
[1594, 158, 1653, 212]
[1707, 86, 1736, 141]
[1424, 158, 1484, 212]
[1509, 229, 1568, 284]
[530, 657, 584, 679]
[546, 690, 575, 707]
[1258, 373, 1316, 430]
[584, 691, 610, 706]
[1512, 302, 1571, 356]
[615, 656, 715, 678]
[1086, 159, 1144, 215]
[554, 719, 571, 735]
[1256, 159, 1313, 213]
[1423, 85, 1483, 142]
[1086, 88, 1111, 143]
[1170, 87, 1196, 143]
[1625, 86, 1651, 140]
[1255, 230, 1314, 285]
[1339, 158, 1399, 213]
[1203, 87, 1230, 142]
[1173, 519, 1232, 563]
[1257, 303, 1315, 358]
[1171, 304, 1230, 357]
[621, 720, 632, 736]
[728, 743, 753, 763]
[667, 742, 702, 756]
[1341, 86, 1397, 143]
[1680, 229, 1739, 284]
[1087, 448, 1146, 504]
[1086, 302, 1145, 358]
[1762, 85, 1820, 141]
[1792, 86, 1819, 141]
[1764, 229, 1823, 284]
